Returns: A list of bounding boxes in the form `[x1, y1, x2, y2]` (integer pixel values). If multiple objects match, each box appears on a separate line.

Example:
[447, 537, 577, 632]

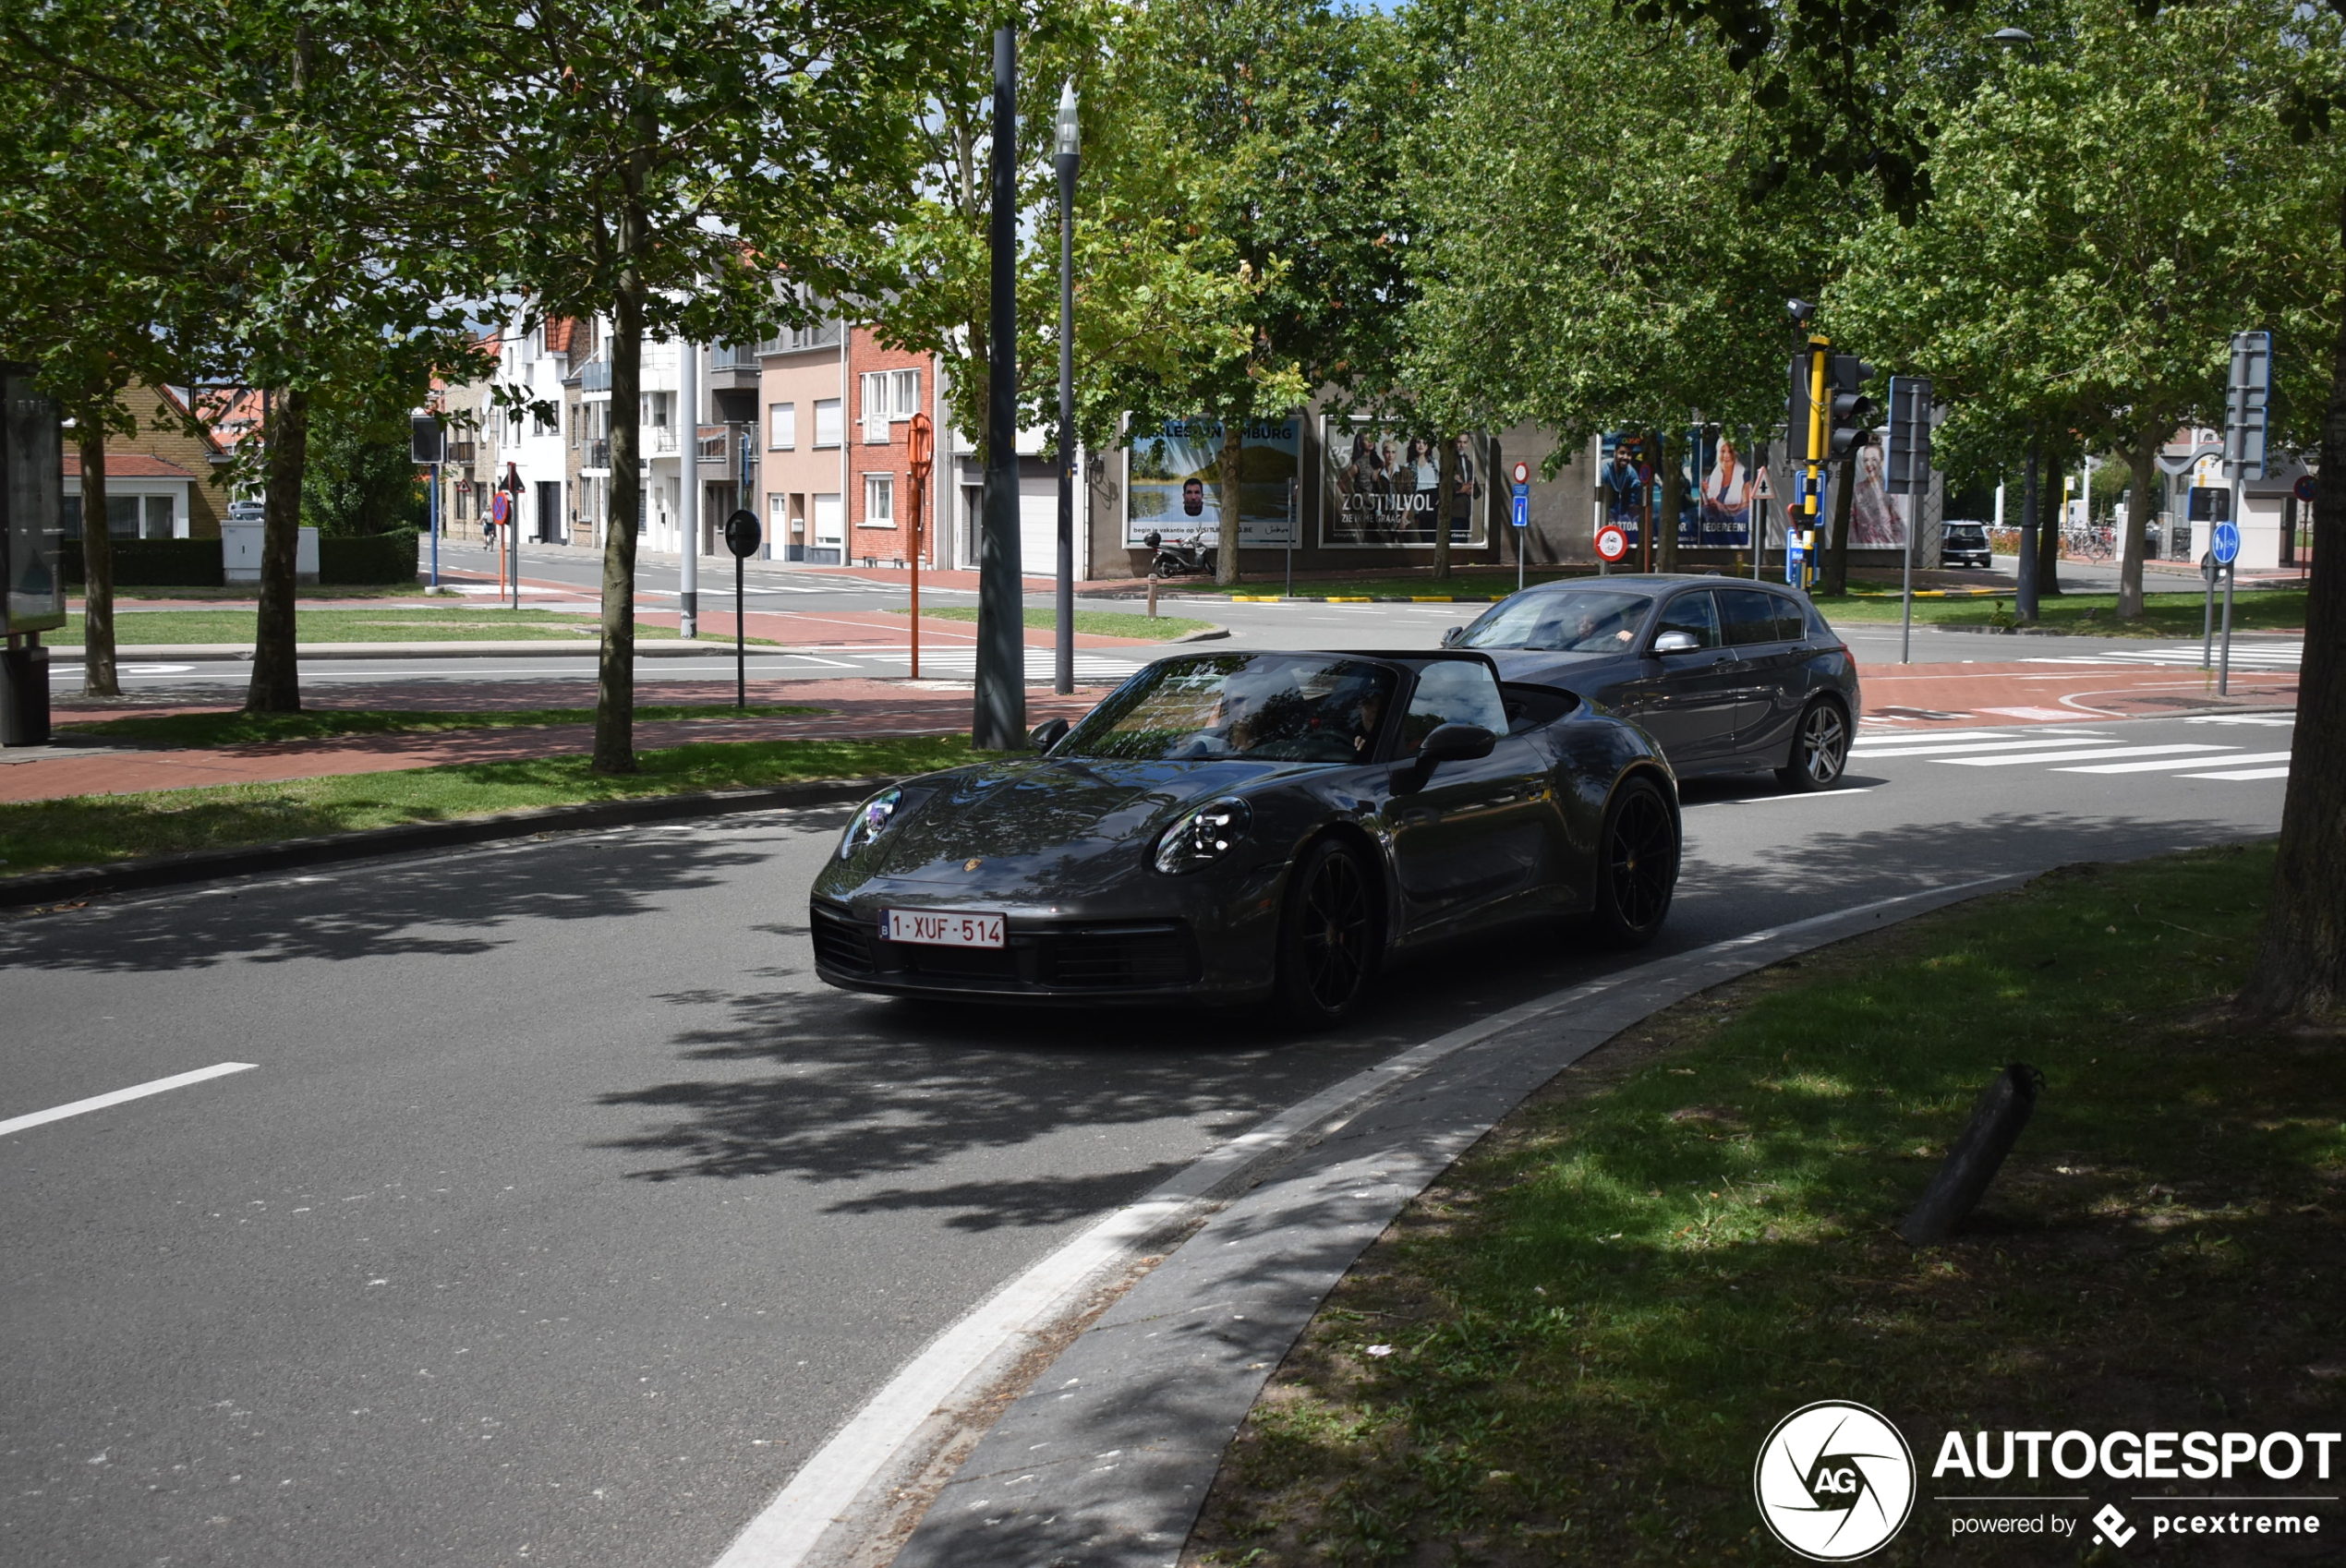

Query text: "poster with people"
[1126, 417, 1300, 548]
[1694, 430, 1756, 549]
[1598, 432, 1647, 548]
[1849, 440, 1907, 547]
[1321, 420, 1489, 549]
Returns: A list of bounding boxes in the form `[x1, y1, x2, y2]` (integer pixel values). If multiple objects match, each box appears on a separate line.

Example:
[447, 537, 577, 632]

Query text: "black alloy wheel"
[1776, 698, 1851, 792]
[1592, 776, 1677, 947]
[1276, 838, 1376, 1026]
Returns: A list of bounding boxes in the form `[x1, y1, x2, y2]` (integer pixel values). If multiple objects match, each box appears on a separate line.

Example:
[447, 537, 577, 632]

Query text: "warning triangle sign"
[1752, 471, 1774, 501]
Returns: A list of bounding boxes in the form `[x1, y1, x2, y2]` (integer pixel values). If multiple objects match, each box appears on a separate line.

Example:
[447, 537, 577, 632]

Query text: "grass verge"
[57, 704, 830, 749]
[0, 734, 968, 879]
[890, 605, 1217, 639]
[1818, 588, 2307, 637]
[62, 608, 775, 644]
[1188, 841, 2345, 1566]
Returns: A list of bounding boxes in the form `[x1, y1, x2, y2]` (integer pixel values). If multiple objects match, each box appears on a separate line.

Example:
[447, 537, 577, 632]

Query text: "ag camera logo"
[1755, 1401, 1917, 1561]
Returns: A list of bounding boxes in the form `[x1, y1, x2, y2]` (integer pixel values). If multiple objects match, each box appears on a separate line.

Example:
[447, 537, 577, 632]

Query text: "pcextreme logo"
[1754, 1401, 1918, 1562]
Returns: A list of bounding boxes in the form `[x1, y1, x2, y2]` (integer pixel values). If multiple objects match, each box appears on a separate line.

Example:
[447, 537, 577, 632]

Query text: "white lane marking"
[2055, 750, 2290, 775]
[707, 874, 2018, 1568]
[1713, 787, 1880, 805]
[2180, 766, 2292, 781]
[1938, 743, 2231, 767]
[2186, 714, 2296, 727]
[0, 1062, 256, 1139]
[1976, 706, 2087, 722]
[1852, 727, 2025, 743]
[1852, 735, 2113, 759]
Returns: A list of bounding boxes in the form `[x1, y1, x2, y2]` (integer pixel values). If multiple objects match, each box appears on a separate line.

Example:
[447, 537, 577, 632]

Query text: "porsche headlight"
[839, 787, 904, 861]
[1153, 797, 1252, 874]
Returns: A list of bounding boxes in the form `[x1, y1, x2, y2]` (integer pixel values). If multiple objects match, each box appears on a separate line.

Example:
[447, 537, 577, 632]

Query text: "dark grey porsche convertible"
[809, 649, 1679, 1024]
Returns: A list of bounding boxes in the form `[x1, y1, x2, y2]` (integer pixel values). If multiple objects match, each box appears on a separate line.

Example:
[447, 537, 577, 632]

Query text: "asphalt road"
[0, 708, 2293, 1567]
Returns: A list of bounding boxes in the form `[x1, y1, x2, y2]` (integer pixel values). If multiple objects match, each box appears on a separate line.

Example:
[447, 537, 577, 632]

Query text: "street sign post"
[907, 413, 934, 681]
[723, 509, 761, 709]
[1510, 479, 1530, 592]
[1749, 468, 1774, 581]
[1886, 375, 1934, 665]
[2211, 518, 2242, 694]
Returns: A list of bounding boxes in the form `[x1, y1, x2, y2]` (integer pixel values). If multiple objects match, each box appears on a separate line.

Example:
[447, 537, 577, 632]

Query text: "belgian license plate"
[881, 909, 1006, 948]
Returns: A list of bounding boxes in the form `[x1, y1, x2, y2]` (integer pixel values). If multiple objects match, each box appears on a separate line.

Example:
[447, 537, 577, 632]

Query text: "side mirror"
[1029, 717, 1070, 752]
[1440, 624, 1465, 646]
[1651, 630, 1701, 656]
[1395, 722, 1496, 793]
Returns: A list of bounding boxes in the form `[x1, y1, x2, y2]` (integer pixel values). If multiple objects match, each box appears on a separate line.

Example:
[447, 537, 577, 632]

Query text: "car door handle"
[1395, 805, 1439, 827]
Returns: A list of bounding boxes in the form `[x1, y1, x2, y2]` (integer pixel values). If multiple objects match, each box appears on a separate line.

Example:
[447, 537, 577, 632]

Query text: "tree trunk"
[1654, 428, 1681, 575]
[245, 387, 308, 714]
[76, 420, 117, 698]
[1433, 433, 1456, 581]
[2240, 187, 2346, 1019]
[1820, 449, 1856, 597]
[2016, 440, 2041, 622]
[2036, 454, 2064, 596]
[1214, 419, 1241, 585]
[2118, 430, 2157, 621]
[595, 274, 646, 775]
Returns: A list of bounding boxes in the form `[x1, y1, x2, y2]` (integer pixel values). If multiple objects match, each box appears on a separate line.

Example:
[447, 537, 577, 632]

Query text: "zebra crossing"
[1850, 723, 2293, 783]
[2022, 640, 2303, 671]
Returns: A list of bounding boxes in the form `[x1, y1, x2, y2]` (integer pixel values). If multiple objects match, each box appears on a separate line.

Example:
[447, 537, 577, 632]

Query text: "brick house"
[60, 383, 233, 539]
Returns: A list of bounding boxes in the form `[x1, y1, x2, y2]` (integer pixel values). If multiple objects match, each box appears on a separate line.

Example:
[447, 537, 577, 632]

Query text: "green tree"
[412, 0, 965, 773]
[1400, 0, 1843, 576]
[1110, 0, 1413, 585]
[1830, 0, 2338, 620]
[303, 378, 429, 537]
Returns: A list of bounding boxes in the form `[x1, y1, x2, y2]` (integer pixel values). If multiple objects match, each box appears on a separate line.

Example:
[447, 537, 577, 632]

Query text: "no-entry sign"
[1595, 525, 1629, 563]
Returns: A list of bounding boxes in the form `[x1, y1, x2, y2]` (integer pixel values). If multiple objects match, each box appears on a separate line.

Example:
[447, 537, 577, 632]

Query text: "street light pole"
[972, 26, 1027, 749]
[1054, 79, 1080, 696]
[678, 340, 698, 638]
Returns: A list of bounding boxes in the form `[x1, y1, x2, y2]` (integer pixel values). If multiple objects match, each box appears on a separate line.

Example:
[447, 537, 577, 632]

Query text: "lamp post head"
[1056, 79, 1080, 159]
[1987, 26, 2035, 44]
[1785, 298, 1815, 326]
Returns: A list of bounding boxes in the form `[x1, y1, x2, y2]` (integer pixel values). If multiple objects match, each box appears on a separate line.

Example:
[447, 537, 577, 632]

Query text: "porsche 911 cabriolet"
[808, 648, 1679, 1024]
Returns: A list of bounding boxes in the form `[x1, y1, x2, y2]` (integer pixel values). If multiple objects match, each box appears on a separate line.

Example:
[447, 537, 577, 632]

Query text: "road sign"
[1594, 525, 1629, 562]
[490, 491, 511, 526]
[723, 509, 762, 559]
[2294, 473, 2317, 503]
[1885, 375, 1933, 495]
[2225, 331, 2271, 480]
[2211, 519, 2241, 566]
[1510, 493, 1529, 529]
[1751, 470, 1773, 501]
[1511, 461, 1530, 487]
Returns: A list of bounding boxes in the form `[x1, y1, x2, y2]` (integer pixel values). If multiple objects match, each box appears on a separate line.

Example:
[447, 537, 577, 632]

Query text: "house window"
[859, 369, 920, 441]
[814, 398, 842, 448]
[864, 474, 895, 527]
[768, 403, 796, 450]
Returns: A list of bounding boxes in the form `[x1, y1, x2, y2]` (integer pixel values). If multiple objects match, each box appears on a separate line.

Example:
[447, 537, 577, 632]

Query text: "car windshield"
[1454, 589, 1654, 652]
[1059, 654, 1397, 764]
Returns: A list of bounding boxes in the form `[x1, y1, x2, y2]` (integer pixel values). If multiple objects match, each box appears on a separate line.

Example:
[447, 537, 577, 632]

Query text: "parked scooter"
[1142, 530, 1217, 578]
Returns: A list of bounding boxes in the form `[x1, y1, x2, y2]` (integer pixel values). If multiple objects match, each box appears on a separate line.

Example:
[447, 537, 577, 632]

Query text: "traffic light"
[1825, 355, 1878, 461]
[1786, 351, 1816, 466]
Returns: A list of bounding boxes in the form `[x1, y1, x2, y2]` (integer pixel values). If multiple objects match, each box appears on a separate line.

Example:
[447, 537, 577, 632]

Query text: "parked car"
[810, 649, 1681, 1022]
[225, 500, 267, 525]
[1941, 520, 1992, 569]
[1442, 574, 1860, 790]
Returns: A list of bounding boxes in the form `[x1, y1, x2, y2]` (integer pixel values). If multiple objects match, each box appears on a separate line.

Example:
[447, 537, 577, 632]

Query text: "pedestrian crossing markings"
[1850, 728, 2292, 782]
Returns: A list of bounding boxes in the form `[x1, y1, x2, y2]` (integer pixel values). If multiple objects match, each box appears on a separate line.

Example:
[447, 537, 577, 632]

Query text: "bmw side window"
[1716, 588, 1784, 646]
[1397, 662, 1510, 754]
[1651, 591, 1721, 649]
[1773, 597, 1808, 643]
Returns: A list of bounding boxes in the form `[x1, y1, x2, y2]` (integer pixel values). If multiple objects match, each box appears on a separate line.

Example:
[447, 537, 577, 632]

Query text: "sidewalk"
[1856, 658, 2296, 726]
[6, 681, 1110, 804]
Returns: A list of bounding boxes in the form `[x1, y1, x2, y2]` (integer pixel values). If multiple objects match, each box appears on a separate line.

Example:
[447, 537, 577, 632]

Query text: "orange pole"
[908, 413, 934, 681]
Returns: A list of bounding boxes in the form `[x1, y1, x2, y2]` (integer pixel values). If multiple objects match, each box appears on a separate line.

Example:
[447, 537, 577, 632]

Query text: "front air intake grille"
[1045, 924, 1200, 988]
[809, 905, 874, 973]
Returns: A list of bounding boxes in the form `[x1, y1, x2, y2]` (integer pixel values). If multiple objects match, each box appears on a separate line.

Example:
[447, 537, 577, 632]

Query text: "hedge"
[317, 531, 420, 585]
[56, 532, 420, 588]
[58, 538, 224, 588]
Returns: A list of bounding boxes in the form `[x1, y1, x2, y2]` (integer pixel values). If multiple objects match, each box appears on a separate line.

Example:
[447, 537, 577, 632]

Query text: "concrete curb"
[93, 641, 785, 661]
[0, 777, 886, 911]
[727, 874, 2025, 1568]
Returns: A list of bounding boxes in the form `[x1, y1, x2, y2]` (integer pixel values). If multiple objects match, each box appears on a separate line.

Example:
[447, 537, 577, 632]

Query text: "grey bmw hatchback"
[1443, 574, 1862, 790]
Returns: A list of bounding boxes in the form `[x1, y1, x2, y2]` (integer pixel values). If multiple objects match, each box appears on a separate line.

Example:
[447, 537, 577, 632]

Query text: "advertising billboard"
[1321, 419, 1488, 549]
[1126, 417, 1300, 548]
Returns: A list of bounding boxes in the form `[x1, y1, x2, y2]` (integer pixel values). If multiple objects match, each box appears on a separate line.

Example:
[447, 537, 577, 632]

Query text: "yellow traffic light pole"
[1806, 335, 1829, 521]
